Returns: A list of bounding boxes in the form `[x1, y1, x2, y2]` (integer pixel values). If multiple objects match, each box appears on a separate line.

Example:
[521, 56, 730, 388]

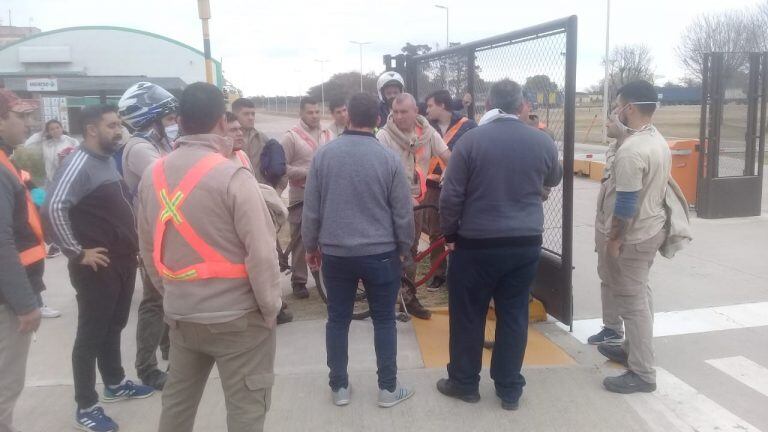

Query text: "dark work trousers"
[322, 250, 401, 392]
[447, 244, 541, 403]
[135, 261, 169, 380]
[69, 257, 137, 409]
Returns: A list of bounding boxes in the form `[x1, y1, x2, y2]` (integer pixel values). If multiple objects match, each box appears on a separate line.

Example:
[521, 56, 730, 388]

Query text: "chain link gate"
[384, 16, 577, 326]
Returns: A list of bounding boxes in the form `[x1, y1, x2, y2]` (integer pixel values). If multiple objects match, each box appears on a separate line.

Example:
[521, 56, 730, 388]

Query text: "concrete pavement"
[11, 112, 768, 431]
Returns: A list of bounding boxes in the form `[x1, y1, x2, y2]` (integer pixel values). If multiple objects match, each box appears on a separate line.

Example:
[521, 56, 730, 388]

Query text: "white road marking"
[557, 301, 768, 344]
[623, 367, 762, 432]
[706, 356, 768, 398]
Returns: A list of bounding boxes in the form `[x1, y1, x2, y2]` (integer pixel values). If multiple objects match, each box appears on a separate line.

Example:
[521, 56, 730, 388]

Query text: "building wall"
[0, 27, 222, 87]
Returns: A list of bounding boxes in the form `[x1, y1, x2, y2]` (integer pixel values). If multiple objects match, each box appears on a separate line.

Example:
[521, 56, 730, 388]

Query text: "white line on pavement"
[706, 356, 768, 398]
[624, 367, 761, 432]
[556, 301, 768, 344]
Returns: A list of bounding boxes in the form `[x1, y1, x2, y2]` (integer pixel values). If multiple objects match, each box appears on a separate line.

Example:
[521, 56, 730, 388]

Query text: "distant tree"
[678, 77, 702, 88]
[604, 45, 654, 99]
[401, 43, 432, 57]
[306, 71, 378, 103]
[676, 10, 754, 81]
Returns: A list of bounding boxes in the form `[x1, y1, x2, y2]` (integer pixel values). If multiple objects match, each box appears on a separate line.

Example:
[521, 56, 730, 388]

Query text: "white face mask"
[164, 123, 179, 141]
[612, 102, 657, 135]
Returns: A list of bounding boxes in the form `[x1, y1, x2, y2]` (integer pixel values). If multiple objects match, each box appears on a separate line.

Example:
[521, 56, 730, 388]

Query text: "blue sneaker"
[75, 406, 118, 432]
[102, 380, 155, 403]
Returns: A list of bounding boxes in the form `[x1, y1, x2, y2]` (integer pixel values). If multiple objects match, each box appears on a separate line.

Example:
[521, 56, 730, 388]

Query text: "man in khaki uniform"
[588, 114, 627, 346]
[137, 83, 282, 432]
[232, 98, 275, 187]
[281, 97, 332, 299]
[596, 80, 671, 394]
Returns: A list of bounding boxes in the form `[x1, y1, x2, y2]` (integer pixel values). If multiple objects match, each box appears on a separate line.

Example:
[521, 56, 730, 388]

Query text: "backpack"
[260, 138, 286, 186]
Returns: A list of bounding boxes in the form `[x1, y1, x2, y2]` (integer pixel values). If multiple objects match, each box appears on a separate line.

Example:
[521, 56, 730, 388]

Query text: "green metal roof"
[0, 26, 224, 88]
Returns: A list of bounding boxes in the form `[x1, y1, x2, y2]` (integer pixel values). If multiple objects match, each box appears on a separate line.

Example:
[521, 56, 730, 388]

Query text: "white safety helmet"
[377, 71, 405, 102]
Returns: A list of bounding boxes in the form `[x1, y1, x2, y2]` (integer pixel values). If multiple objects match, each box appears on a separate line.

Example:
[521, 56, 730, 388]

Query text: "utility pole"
[197, 0, 214, 84]
[350, 41, 371, 92]
[601, 0, 611, 145]
[315, 59, 329, 116]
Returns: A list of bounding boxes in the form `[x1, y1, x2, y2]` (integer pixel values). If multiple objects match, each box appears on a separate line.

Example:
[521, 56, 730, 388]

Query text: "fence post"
[466, 48, 476, 119]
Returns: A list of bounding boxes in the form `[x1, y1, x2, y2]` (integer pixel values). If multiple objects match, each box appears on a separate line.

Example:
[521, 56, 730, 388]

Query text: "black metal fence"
[697, 52, 767, 218]
[385, 16, 577, 326]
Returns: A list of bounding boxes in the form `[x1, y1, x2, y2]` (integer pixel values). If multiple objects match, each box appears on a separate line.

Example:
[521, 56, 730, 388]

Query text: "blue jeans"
[322, 250, 400, 392]
[447, 245, 541, 403]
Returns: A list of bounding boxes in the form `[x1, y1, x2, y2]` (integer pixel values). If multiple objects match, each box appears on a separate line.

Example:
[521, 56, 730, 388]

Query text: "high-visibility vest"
[291, 126, 331, 152]
[412, 126, 427, 203]
[151, 153, 248, 281]
[426, 118, 466, 185]
[0, 151, 46, 266]
[234, 150, 253, 172]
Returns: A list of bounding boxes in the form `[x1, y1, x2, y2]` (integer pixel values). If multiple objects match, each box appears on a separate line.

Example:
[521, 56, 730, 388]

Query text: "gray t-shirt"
[614, 126, 671, 244]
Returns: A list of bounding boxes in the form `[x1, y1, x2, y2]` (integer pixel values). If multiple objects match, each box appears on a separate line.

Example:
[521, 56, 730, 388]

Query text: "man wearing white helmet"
[117, 82, 178, 391]
[377, 71, 405, 128]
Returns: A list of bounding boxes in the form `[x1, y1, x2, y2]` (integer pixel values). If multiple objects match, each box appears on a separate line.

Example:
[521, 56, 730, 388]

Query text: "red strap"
[0, 152, 45, 266]
[292, 126, 327, 151]
[152, 154, 247, 281]
[235, 150, 253, 172]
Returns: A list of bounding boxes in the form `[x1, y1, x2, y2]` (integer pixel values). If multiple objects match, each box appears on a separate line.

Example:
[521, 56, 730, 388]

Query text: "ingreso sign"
[26, 78, 58, 92]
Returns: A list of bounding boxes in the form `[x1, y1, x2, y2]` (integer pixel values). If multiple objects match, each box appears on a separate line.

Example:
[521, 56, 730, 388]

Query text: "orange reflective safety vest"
[152, 154, 248, 281]
[234, 150, 253, 172]
[291, 126, 331, 152]
[0, 151, 46, 266]
[427, 117, 467, 184]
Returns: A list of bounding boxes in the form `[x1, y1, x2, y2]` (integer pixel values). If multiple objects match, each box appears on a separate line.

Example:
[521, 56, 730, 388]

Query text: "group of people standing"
[0, 69, 683, 432]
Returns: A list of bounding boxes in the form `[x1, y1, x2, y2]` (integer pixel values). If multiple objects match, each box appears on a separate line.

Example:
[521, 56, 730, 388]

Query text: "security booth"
[697, 52, 767, 218]
[385, 16, 578, 328]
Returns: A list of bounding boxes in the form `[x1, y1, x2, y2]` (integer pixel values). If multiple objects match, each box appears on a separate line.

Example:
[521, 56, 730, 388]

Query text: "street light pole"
[350, 41, 371, 92]
[315, 59, 328, 116]
[435, 5, 449, 49]
[601, 0, 611, 145]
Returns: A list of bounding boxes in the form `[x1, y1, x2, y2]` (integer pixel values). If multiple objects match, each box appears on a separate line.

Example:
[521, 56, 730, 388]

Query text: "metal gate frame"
[384, 16, 578, 327]
[697, 52, 767, 218]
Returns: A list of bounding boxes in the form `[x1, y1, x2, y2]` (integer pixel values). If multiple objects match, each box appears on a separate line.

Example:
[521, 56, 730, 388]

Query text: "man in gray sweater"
[302, 92, 415, 408]
[436, 79, 563, 411]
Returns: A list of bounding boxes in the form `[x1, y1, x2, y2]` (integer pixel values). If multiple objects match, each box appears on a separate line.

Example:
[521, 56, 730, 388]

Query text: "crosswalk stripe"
[624, 367, 761, 432]
[706, 356, 768, 398]
[557, 301, 768, 344]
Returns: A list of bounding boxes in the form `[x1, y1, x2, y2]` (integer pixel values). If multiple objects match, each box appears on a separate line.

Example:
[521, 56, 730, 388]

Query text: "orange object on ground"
[668, 139, 699, 205]
[411, 307, 575, 368]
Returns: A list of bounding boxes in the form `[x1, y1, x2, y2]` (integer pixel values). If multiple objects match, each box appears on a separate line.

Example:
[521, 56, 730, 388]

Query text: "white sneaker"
[41, 306, 62, 318]
[377, 381, 414, 408]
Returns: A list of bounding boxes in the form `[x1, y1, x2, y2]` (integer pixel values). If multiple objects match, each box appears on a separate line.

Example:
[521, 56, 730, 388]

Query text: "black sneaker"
[495, 391, 520, 411]
[277, 303, 293, 325]
[141, 369, 168, 391]
[597, 344, 629, 367]
[587, 327, 623, 345]
[436, 378, 480, 403]
[603, 371, 656, 394]
[292, 284, 309, 299]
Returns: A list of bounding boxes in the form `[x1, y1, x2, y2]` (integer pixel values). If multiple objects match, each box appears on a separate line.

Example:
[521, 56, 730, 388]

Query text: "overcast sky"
[4, 0, 764, 96]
